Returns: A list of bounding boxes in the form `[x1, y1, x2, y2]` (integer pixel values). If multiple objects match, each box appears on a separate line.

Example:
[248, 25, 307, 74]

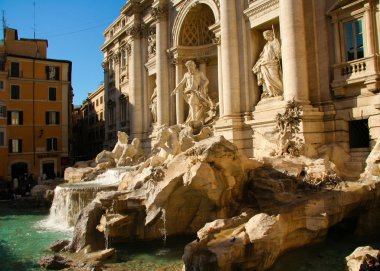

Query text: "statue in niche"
[147, 31, 156, 58]
[149, 81, 158, 123]
[171, 60, 215, 124]
[252, 29, 283, 99]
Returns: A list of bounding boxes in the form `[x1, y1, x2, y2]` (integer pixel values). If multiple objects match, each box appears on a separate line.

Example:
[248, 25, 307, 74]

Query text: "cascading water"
[43, 167, 131, 231]
[156, 208, 170, 256]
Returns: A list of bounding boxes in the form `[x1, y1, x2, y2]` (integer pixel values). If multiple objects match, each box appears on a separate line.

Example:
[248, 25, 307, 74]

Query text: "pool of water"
[0, 201, 191, 271]
[0, 202, 72, 271]
[270, 235, 380, 271]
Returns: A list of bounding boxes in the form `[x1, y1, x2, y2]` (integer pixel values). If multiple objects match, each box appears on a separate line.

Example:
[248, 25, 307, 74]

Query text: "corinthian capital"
[126, 24, 142, 39]
[151, 6, 168, 22]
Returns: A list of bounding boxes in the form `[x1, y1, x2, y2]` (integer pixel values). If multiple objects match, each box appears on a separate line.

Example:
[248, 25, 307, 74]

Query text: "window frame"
[343, 18, 364, 62]
[47, 137, 58, 151]
[0, 104, 6, 118]
[9, 138, 22, 153]
[10, 84, 20, 100]
[45, 111, 60, 125]
[0, 80, 5, 91]
[46, 66, 60, 80]
[7, 110, 23, 125]
[10, 62, 20, 77]
[48, 87, 57, 101]
[0, 128, 5, 147]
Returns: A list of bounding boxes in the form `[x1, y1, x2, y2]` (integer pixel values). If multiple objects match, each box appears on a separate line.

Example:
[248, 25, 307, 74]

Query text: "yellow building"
[0, 28, 73, 182]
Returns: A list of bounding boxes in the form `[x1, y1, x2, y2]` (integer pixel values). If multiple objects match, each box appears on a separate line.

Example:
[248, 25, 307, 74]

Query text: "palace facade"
[101, 0, 379, 176]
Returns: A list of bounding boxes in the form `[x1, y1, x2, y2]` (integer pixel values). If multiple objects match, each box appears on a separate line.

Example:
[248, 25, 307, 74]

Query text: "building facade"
[0, 28, 73, 181]
[101, 0, 379, 175]
[72, 84, 105, 160]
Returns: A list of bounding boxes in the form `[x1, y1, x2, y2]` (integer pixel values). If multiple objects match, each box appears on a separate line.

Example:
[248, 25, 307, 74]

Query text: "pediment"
[327, 0, 365, 15]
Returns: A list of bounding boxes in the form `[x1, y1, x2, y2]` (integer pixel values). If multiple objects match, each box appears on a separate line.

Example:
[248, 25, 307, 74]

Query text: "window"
[46, 66, 60, 80]
[99, 112, 103, 121]
[109, 106, 115, 125]
[0, 59, 4, 71]
[349, 120, 369, 148]
[0, 80, 4, 90]
[10, 85, 20, 99]
[0, 129, 5, 146]
[10, 62, 20, 77]
[45, 111, 60, 125]
[96, 99, 99, 106]
[7, 111, 23, 125]
[9, 139, 22, 153]
[49, 87, 57, 101]
[100, 96, 103, 104]
[121, 50, 126, 67]
[47, 138, 58, 151]
[0, 105, 6, 118]
[120, 98, 128, 124]
[344, 19, 364, 61]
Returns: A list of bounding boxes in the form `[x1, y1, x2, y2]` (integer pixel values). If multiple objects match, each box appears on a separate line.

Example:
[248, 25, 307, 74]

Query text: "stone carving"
[171, 60, 216, 124]
[275, 99, 303, 156]
[138, 125, 181, 172]
[179, 120, 213, 152]
[147, 29, 156, 58]
[252, 29, 283, 98]
[149, 81, 158, 123]
[95, 131, 143, 167]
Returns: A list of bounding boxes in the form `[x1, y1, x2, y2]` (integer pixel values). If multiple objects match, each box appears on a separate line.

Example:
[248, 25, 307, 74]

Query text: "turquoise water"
[0, 202, 71, 271]
[0, 201, 189, 271]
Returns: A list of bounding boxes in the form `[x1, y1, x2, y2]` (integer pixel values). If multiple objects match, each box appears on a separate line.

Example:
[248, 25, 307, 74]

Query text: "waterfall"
[160, 208, 167, 247]
[43, 168, 130, 231]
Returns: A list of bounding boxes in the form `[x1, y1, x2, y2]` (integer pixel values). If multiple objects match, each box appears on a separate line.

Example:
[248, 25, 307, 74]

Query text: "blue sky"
[1, 0, 126, 105]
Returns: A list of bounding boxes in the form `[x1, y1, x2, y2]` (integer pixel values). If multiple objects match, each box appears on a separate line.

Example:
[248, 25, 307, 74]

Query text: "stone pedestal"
[247, 98, 325, 158]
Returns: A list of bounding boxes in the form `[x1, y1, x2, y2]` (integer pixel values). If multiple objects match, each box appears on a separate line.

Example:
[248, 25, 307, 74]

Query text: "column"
[220, 0, 241, 117]
[280, 0, 309, 102]
[102, 60, 110, 147]
[364, 2, 375, 56]
[127, 24, 143, 138]
[154, 7, 170, 125]
[175, 59, 185, 124]
[114, 51, 121, 132]
[216, 37, 224, 116]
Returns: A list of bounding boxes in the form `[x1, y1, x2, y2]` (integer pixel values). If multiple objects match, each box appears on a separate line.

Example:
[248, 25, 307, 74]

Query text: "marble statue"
[171, 60, 214, 124]
[117, 138, 144, 167]
[95, 131, 129, 165]
[147, 31, 156, 58]
[149, 81, 158, 123]
[95, 131, 143, 167]
[252, 30, 283, 98]
[138, 125, 180, 172]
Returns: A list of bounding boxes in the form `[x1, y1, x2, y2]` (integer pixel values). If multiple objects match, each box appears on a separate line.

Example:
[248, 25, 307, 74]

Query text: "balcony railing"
[331, 55, 380, 96]
[332, 55, 379, 84]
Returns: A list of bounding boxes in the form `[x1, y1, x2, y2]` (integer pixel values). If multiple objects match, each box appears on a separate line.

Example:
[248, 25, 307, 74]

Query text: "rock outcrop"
[70, 136, 262, 248]
[181, 140, 380, 271]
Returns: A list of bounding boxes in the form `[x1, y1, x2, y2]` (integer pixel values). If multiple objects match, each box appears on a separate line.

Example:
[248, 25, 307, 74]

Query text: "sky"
[1, 0, 126, 105]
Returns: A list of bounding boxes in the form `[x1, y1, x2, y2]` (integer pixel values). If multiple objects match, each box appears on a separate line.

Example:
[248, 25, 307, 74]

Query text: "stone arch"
[172, 0, 220, 47]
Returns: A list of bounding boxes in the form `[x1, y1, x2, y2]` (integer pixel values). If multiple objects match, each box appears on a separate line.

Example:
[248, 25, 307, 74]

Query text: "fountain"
[44, 168, 131, 230]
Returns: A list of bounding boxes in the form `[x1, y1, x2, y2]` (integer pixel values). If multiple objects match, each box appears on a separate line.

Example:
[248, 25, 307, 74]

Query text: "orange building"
[0, 28, 73, 183]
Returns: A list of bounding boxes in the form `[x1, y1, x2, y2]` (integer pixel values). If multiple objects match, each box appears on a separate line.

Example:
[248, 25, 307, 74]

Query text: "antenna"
[33, 1, 36, 39]
[2, 10, 5, 37]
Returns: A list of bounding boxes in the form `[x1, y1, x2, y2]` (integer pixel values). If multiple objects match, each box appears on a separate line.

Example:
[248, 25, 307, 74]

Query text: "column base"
[214, 115, 253, 157]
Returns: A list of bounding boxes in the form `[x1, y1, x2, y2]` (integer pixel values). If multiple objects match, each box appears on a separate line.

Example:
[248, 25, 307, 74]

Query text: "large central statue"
[171, 60, 213, 124]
